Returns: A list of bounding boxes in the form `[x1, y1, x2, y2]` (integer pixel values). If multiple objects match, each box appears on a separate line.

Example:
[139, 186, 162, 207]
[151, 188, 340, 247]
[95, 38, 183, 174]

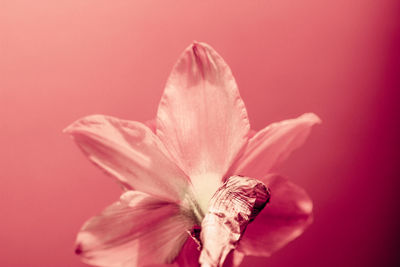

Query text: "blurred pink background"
[1, 0, 399, 266]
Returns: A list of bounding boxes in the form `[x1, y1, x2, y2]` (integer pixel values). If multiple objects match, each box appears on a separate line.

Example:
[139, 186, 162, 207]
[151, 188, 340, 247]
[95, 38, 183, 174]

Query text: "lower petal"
[237, 174, 313, 257]
[199, 176, 270, 267]
[146, 238, 201, 267]
[222, 250, 245, 267]
[76, 191, 193, 267]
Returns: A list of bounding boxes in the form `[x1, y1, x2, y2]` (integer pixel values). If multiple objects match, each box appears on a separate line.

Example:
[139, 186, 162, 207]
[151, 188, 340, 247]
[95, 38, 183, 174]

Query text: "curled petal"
[199, 176, 270, 267]
[64, 115, 190, 203]
[156, 42, 250, 200]
[229, 113, 321, 178]
[237, 174, 313, 257]
[75, 191, 193, 267]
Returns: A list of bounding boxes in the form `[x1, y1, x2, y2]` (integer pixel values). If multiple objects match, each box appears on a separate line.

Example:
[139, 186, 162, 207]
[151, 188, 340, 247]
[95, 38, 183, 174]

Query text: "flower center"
[191, 172, 224, 215]
[190, 175, 270, 267]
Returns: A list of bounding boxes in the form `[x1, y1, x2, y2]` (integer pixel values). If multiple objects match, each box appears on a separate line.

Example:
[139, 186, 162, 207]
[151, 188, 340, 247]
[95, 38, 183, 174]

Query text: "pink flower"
[65, 42, 321, 267]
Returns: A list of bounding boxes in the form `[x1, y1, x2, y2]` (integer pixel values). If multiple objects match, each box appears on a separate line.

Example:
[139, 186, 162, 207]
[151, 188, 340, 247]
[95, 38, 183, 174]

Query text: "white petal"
[76, 191, 193, 267]
[230, 113, 321, 178]
[65, 115, 190, 203]
[156, 42, 250, 202]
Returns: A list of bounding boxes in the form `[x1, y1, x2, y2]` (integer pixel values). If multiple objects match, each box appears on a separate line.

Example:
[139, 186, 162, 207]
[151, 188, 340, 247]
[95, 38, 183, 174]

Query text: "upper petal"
[237, 174, 313, 257]
[64, 115, 190, 203]
[76, 191, 194, 267]
[229, 113, 321, 178]
[156, 42, 250, 187]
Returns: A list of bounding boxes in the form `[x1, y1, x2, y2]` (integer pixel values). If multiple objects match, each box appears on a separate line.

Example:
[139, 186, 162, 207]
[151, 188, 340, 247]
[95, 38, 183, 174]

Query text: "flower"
[65, 42, 321, 267]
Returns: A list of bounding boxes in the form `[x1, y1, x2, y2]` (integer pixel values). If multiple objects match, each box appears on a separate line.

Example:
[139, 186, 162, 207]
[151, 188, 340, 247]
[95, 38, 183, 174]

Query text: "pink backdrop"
[1, 1, 399, 266]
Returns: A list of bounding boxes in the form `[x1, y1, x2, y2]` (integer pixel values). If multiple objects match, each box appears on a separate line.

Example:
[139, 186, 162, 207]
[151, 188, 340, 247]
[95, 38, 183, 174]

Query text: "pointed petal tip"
[75, 243, 83, 255]
[62, 126, 71, 134]
[189, 41, 208, 59]
[186, 41, 215, 61]
[299, 198, 313, 215]
[301, 112, 322, 124]
[63, 122, 78, 135]
[63, 114, 107, 135]
[190, 40, 207, 48]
